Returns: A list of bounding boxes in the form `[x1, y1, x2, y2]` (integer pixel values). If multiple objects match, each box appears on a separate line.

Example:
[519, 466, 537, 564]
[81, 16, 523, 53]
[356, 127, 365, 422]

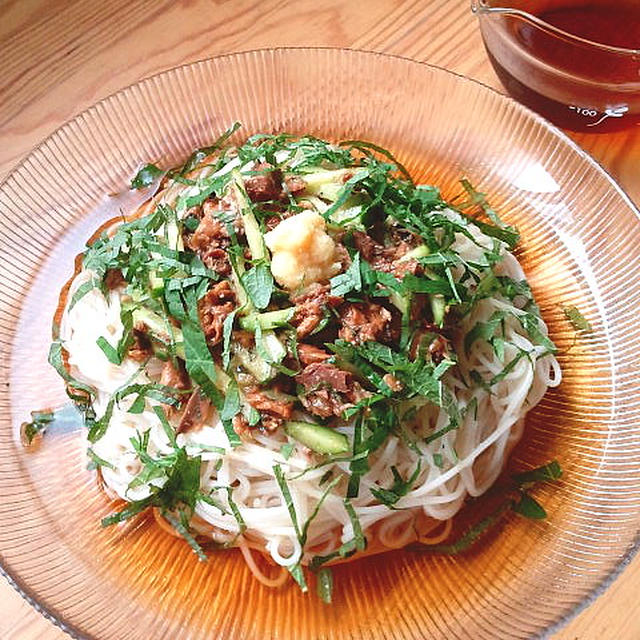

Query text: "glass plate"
[1, 48, 639, 640]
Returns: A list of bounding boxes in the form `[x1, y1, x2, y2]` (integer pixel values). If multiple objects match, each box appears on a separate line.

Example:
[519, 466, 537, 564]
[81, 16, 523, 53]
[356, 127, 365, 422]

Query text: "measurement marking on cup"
[568, 105, 630, 127]
[569, 106, 597, 117]
[587, 106, 629, 127]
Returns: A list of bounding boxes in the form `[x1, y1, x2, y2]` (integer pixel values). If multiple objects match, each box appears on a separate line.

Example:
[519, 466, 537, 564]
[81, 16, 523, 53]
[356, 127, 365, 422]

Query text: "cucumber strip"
[130, 306, 230, 390]
[132, 307, 184, 357]
[234, 346, 273, 383]
[284, 421, 349, 455]
[430, 294, 446, 327]
[239, 308, 295, 331]
[326, 202, 363, 226]
[148, 221, 184, 295]
[389, 291, 409, 315]
[149, 273, 164, 296]
[398, 244, 429, 262]
[165, 220, 184, 252]
[301, 168, 354, 201]
[234, 330, 285, 383]
[261, 331, 287, 364]
[231, 169, 266, 261]
[230, 261, 249, 311]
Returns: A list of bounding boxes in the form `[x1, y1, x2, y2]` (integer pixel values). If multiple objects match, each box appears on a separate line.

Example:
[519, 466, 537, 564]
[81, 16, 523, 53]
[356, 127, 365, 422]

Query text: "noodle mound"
[56, 131, 560, 591]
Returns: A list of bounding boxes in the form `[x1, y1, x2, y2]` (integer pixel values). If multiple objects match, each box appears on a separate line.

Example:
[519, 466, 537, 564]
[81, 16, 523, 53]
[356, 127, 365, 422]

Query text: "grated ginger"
[264, 210, 342, 290]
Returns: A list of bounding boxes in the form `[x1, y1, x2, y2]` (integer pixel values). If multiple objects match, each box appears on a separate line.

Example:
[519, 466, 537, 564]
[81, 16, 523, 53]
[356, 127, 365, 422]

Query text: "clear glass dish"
[1, 48, 640, 640]
[472, 0, 640, 132]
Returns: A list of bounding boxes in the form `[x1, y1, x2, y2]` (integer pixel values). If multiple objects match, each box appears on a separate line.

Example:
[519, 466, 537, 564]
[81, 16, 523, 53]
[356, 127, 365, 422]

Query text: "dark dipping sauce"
[486, 2, 640, 132]
[541, 4, 640, 48]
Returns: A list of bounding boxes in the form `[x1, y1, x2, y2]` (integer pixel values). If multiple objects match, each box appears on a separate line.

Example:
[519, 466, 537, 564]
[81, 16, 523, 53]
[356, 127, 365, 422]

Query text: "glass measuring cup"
[471, 0, 640, 132]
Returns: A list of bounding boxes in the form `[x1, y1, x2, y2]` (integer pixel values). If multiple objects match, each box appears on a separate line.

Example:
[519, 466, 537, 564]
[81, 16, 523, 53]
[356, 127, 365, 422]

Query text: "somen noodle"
[52, 128, 560, 597]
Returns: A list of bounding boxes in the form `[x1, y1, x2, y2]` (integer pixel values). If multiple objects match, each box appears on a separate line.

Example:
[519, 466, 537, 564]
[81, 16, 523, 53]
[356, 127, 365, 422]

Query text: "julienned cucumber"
[284, 421, 349, 455]
[231, 169, 266, 262]
[239, 307, 294, 331]
[149, 220, 183, 295]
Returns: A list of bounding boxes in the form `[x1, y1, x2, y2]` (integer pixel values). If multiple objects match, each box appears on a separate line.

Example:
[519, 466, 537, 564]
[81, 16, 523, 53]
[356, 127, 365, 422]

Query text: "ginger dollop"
[264, 211, 342, 290]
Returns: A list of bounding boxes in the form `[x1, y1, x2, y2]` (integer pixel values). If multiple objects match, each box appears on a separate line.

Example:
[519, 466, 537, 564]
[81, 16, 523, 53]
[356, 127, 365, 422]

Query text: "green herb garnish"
[131, 163, 163, 189]
[21, 410, 55, 445]
[562, 305, 593, 333]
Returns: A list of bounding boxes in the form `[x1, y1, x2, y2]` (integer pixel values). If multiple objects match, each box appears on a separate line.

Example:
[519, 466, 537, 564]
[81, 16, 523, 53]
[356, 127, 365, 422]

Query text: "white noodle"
[59, 189, 560, 578]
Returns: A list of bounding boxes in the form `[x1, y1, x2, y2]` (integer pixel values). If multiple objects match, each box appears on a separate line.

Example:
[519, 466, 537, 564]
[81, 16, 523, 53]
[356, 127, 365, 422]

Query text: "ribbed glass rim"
[1, 46, 639, 640]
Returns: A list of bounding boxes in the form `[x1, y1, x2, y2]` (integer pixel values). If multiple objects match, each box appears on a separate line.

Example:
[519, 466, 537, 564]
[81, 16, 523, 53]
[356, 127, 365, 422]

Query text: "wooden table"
[1, 1, 638, 638]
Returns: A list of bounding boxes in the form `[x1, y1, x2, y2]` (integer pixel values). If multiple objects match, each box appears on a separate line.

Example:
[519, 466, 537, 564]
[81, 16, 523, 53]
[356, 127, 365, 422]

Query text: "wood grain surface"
[1, 1, 638, 638]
